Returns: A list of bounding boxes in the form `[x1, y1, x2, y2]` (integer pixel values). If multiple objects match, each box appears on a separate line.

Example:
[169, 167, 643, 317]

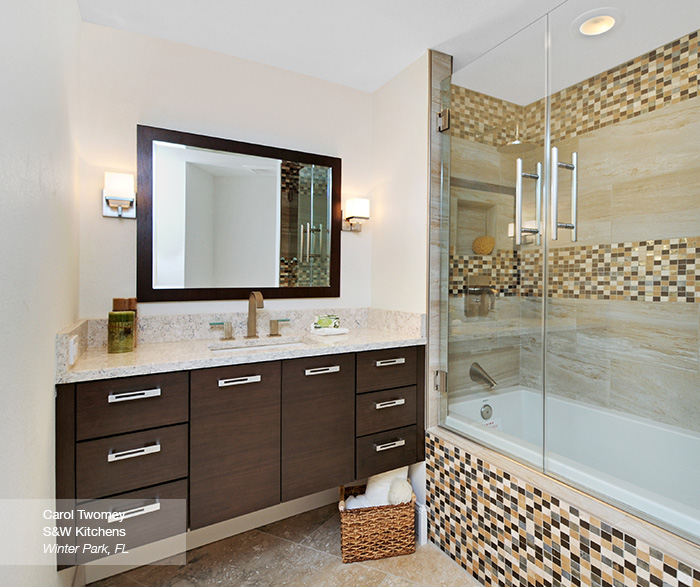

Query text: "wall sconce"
[103, 172, 136, 219]
[342, 198, 370, 232]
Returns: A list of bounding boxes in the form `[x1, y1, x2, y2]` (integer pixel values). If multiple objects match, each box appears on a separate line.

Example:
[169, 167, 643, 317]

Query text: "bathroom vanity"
[55, 335, 425, 566]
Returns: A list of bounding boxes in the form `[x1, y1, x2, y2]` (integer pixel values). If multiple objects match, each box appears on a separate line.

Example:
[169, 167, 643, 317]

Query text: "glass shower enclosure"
[438, 1, 700, 545]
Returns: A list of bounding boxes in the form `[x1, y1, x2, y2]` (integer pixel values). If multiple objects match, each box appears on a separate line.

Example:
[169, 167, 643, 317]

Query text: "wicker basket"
[338, 485, 416, 564]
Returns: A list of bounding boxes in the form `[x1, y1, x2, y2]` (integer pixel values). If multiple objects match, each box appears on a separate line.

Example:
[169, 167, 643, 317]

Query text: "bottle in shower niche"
[108, 311, 135, 353]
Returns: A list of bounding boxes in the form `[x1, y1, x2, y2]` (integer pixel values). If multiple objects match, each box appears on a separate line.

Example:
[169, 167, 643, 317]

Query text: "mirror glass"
[137, 126, 341, 302]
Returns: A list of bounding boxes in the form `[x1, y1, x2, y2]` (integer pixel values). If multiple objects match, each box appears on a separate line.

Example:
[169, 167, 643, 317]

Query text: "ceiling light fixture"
[573, 8, 623, 37]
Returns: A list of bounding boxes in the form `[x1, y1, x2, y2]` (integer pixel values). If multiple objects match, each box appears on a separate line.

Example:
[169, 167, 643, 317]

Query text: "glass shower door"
[544, 1, 700, 543]
[439, 17, 549, 471]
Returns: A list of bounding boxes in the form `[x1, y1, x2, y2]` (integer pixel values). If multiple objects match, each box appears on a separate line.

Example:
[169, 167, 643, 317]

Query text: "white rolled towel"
[388, 478, 413, 504]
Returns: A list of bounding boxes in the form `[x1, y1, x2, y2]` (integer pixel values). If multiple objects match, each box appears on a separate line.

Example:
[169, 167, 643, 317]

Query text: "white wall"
[0, 0, 80, 585]
[77, 23, 373, 317]
[370, 53, 430, 313]
[184, 164, 215, 287]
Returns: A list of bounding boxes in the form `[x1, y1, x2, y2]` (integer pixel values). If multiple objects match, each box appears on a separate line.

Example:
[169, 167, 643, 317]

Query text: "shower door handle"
[550, 147, 578, 241]
[514, 159, 542, 246]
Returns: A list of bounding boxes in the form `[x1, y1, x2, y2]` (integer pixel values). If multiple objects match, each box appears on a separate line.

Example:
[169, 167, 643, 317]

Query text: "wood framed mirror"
[136, 125, 341, 302]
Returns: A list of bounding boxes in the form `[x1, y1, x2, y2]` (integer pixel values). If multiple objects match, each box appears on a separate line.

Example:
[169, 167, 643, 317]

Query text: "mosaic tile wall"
[278, 257, 330, 288]
[449, 237, 699, 303]
[426, 433, 700, 587]
[451, 30, 699, 146]
[449, 250, 520, 296]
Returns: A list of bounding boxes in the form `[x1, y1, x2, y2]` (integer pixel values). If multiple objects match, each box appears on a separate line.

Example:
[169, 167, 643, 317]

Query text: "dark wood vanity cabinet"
[56, 344, 425, 565]
[281, 353, 356, 502]
[190, 361, 281, 529]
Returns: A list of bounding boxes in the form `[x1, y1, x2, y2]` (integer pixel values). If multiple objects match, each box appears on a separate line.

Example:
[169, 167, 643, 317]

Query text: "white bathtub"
[444, 386, 700, 542]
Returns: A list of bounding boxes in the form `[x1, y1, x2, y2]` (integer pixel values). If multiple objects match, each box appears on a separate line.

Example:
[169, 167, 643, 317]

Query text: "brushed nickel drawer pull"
[218, 375, 262, 387]
[375, 358, 406, 367]
[374, 439, 406, 452]
[108, 388, 161, 403]
[108, 501, 161, 523]
[304, 365, 341, 376]
[108, 443, 161, 462]
[374, 398, 406, 410]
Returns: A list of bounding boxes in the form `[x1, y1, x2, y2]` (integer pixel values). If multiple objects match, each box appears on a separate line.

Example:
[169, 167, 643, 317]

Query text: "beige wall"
[370, 53, 430, 313]
[77, 23, 375, 317]
[0, 0, 80, 585]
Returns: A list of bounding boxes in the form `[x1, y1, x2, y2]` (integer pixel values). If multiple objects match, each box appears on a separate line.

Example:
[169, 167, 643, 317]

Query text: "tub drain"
[480, 404, 493, 420]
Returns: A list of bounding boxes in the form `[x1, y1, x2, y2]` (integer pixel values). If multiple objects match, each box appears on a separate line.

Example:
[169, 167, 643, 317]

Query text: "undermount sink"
[209, 337, 306, 352]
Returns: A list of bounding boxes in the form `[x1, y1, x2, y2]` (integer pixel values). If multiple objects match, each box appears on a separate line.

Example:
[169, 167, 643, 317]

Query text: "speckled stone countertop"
[58, 328, 426, 384]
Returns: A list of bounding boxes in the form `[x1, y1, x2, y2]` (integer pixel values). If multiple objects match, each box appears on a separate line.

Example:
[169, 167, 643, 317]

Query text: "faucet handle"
[210, 321, 234, 340]
[268, 318, 290, 337]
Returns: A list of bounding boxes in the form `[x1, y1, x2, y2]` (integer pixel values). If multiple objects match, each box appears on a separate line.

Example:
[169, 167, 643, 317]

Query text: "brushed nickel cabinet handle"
[108, 388, 161, 403]
[374, 439, 406, 452]
[108, 501, 160, 523]
[375, 358, 406, 367]
[304, 365, 341, 376]
[108, 443, 161, 462]
[374, 398, 406, 410]
[218, 375, 262, 387]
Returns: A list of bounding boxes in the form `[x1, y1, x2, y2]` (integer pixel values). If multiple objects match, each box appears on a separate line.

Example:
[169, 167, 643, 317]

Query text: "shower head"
[496, 124, 537, 154]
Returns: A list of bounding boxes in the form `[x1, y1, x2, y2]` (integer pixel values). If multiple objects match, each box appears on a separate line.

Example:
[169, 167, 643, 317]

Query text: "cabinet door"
[190, 361, 281, 529]
[281, 354, 355, 502]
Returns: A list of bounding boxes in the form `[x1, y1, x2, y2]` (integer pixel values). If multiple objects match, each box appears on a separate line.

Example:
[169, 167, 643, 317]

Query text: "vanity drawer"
[356, 425, 417, 479]
[76, 479, 187, 564]
[356, 347, 417, 394]
[356, 386, 416, 437]
[76, 372, 189, 441]
[76, 424, 188, 500]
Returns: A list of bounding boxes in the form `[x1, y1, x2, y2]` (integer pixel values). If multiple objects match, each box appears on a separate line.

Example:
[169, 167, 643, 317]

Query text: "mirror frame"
[136, 125, 342, 302]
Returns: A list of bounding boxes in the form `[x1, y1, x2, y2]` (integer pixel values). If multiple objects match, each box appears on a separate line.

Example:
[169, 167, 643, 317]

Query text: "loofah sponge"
[387, 477, 413, 505]
[472, 236, 495, 255]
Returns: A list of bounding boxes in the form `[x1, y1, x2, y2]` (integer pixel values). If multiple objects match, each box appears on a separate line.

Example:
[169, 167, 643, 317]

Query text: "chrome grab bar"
[514, 159, 542, 246]
[550, 147, 578, 241]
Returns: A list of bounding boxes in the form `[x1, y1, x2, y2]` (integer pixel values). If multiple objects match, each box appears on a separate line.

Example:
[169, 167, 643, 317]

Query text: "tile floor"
[91, 503, 481, 586]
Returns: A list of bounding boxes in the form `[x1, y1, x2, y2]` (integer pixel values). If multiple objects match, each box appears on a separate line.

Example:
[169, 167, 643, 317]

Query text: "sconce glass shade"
[345, 198, 370, 224]
[103, 172, 136, 218]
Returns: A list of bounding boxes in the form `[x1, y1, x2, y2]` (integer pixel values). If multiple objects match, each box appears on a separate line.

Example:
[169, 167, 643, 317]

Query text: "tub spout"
[470, 362, 497, 388]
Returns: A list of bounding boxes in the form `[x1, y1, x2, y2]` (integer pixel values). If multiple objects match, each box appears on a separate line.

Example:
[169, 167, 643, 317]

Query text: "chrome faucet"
[245, 291, 264, 338]
[470, 362, 497, 389]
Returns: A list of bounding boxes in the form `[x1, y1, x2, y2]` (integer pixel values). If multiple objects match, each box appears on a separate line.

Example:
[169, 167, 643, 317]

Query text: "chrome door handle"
[515, 159, 542, 246]
[108, 443, 161, 462]
[108, 501, 161, 523]
[375, 358, 406, 367]
[218, 375, 262, 387]
[374, 439, 406, 452]
[550, 147, 578, 241]
[374, 398, 406, 410]
[108, 388, 161, 403]
[304, 365, 341, 376]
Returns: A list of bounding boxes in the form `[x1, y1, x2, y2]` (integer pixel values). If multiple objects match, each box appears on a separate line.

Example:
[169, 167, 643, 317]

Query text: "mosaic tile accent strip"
[450, 30, 699, 145]
[426, 432, 700, 587]
[279, 257, 330, 288]
[449, 250, 520, 296]
[449, 237, 699, 302]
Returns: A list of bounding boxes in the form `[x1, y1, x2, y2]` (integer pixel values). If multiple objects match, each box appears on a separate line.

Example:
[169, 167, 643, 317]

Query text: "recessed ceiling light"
[572, 8, 624, 38]
[580, 15, 615, 35]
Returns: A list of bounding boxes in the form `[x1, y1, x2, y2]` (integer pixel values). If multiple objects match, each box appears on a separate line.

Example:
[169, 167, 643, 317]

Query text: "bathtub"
[444, 386, 700, 542]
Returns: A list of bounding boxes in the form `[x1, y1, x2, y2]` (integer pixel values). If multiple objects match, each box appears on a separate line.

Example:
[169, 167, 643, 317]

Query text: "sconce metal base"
[103, 192, 136, 219]
[341, 220, 362, 232]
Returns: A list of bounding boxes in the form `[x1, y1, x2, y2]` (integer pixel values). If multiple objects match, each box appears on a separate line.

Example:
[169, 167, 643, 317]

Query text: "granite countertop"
[58, 328, 426, 384]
